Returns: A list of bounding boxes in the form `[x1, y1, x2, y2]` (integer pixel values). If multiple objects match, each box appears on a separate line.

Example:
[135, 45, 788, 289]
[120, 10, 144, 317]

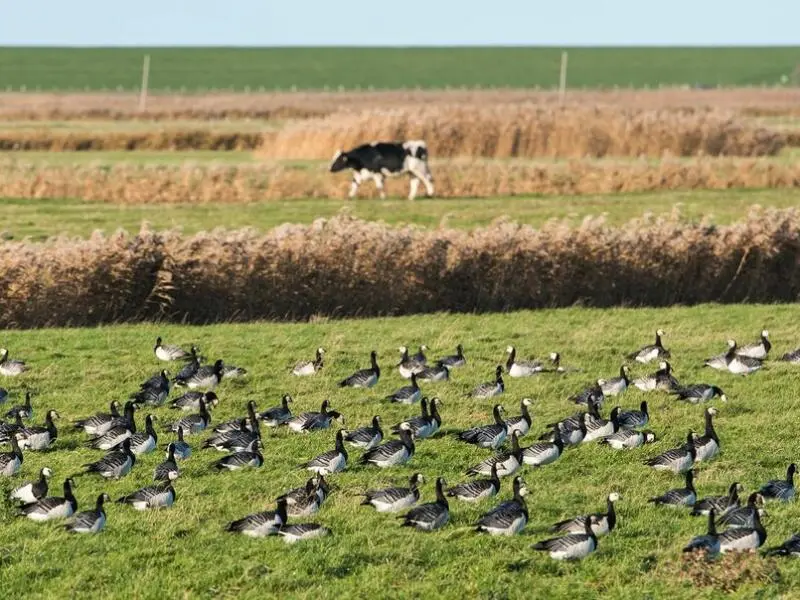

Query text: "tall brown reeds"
[3, 210, 800, 328]
[2, 159, 797, 203]
[0, 130, 264, 151]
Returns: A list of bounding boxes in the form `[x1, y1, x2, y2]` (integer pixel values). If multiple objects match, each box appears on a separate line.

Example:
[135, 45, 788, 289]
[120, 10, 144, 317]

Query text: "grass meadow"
[1, 46, 798, 90]
[0, 305, 799, 598]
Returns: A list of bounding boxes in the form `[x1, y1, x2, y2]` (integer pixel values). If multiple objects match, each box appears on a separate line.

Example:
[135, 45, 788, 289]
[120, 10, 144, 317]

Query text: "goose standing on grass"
[176, 359, 225, 390]
[154, 337, 192, 362]
[759, 463, 796, 502]
[132, 369, 170, 406]
[398, 477, 449, 532]
[85, 402, 136, 450]
[339, 351, 380, 388]
[722, 340, 763, 375]
[671, 384, 727, 404]
[505, 346, 543, 378]
[213, 438, 264, 471]
[117, 478, 177, 510]
[647, 469, 697, 507]
[122, 413, 158, 455]
[456, 404, 507, 449]
[718, 493, 766, 529]
[344, 416, 383, 450]
[691, 482, 742, 517]
[468, 366, 504, 400]
[549, 493, 621, 537]
[532, 516, 598, 561]
[521, 432, 564, 468]
[416, 361, 450, 382]
[278, 523, 332, 544]
[361, 425, 415, 468]
[171, 427, 191, 460]
[292, 347, 325, 377]
[20, 477, 77, 522]
[691, 407, 720, 462]
[169, 391, 219, 412]
[259, 394, 294, 427]
[633, 361, 680, 392]
[599, 428, 657, 450]
[72, 401, 122, 436]
[386, 373, 422, 404]
[474, 476, 529, 536]
[0, 435, 24, 476]
[0, 348, 28, 376]
[718, 507, 767, 553]
[447, 463, 501, 503]
[225, 498, 287, 537]
[10, 467, 51, 504]
[644, 431, 696, 473]
[361, 473, 424, 513]
[65, 493, 110, 534]
[736, 330, 771, 360]
[617, 402, 649, 430]
[17, 409, 59, 451]
[83, 439, 136, 480]
[154, 443, 180, 482]
[683, 509, 720, 557]
[601, 366, 630, 397]
[396, 346, 426, 379]
[168, 398, 212, 435]
[569, 380, 605, 407]
[765, 533, 800, 557]
[583, 407, 621, 443]
[467, 432, 523, 477]
[5, 391, 34, 420]
[392, 397, 442, 440]
[627, 329, 670, 364]
[301, 429, 348, 475]
[505, 398, 534, 438]
[437, 344, 466, 368]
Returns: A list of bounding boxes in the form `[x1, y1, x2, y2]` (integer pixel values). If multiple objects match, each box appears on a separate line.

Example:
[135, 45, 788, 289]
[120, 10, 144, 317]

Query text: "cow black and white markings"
[329, 140, 435, 200]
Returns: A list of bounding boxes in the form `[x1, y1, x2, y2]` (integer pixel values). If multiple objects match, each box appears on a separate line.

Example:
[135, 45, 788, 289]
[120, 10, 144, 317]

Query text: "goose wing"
[402, 502, 446, 526]
[457, 424, 505, 446]
[362, 440, 409, 464]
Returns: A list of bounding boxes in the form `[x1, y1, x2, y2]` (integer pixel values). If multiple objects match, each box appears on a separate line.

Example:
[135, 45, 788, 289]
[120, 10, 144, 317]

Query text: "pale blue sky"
[1, 0, 799, 46]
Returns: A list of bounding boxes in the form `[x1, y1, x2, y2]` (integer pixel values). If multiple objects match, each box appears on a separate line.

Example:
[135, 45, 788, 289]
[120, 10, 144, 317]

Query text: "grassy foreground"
[1, 188, 797, 241]
[1, 305, 800, 598]
[1, 46, 798, 90]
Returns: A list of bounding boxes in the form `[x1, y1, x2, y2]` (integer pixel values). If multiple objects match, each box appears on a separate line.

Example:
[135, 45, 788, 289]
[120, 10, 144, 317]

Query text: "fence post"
[559, 51, 568, 105]
[138, 54, 150, 112]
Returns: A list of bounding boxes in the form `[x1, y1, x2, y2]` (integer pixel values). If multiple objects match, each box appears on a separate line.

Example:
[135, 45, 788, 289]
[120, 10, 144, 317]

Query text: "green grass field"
[1, 46, 798, 90]
[0, 188, 795, 241]
[0, 305, 799, 598]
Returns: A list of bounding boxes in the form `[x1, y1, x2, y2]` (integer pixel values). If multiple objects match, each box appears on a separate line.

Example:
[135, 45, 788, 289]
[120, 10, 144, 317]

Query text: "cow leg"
[348, 172, 363, 198]
[408, 164, 434, 197]
[408, 177, 420, 200]
[373, 173, 386, 199]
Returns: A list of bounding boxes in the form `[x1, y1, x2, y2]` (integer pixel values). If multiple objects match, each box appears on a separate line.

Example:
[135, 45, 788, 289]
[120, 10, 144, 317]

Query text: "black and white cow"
[329, 140, 435, 200]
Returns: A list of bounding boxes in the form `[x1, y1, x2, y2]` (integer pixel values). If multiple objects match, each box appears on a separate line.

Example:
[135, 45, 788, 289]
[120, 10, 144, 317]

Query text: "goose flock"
[1, 328, 800, 561]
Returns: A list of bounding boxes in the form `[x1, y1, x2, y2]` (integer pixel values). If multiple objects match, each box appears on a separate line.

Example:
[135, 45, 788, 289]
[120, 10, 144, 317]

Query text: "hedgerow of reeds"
[3, 208, 800, 328]
[2, 158, 798, 203]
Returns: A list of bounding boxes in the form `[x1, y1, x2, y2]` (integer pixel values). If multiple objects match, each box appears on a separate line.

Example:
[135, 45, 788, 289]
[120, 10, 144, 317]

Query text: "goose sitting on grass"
[468, 366, 504, 399]
[735, 329, 771, 360]
[0, 348, 28, 376]
[626, 330, 670, 364]
[532, 516, 598, 560]
[339, 351, 380, 388]
[505, 346, 543, 378]
[292, 348, 325, 376]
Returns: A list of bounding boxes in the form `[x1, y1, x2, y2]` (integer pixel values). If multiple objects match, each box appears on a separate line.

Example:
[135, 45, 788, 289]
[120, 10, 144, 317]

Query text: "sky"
[1, 0, 799, 46]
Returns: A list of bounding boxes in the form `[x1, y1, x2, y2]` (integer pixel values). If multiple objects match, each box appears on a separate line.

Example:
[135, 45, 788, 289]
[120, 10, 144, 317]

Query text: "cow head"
[403, 140, 428, 160]
[329, 150, 349, 172]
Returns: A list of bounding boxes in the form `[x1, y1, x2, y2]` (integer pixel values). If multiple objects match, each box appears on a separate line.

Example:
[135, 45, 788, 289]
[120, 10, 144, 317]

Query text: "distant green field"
[0, 47, 798, 91]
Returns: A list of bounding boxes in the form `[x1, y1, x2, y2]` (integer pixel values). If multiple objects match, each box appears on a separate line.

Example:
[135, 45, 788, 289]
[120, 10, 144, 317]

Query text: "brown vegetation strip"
[0, 130, 263, 151]
[2, 88, 800, 120]
[2, 159, 797, 203]
[3, 209, 800, 328]
[260, 107, 785, 159]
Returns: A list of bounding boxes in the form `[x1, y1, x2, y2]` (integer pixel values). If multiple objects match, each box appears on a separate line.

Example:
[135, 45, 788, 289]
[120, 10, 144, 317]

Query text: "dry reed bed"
[0, 130, 264, 151]
[2, 159, 798, 203]
[2, 88, 800, 120]
[3, 210, 800, 328]
[260, 107, 786, 159]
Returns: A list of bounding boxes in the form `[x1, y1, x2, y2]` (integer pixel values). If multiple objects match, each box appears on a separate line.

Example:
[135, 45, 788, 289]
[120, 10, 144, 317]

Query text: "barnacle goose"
[416, 361, 450, 382]
[154, 443, 180, 482]
[582, 407, 620, 443]
[122, 413, 158, 455]
[117, 479, 177, 510]
[0, 348, 28, 376]
[20, 477, 77, 521]
[171, 427, 191, 460]
[85, 402, 136, 450]
[437, 344, 466, 368]
[505, 346, 543, 378]
[718, 508, 767, 553]
[361, 425, 415, 468]
[131, 369, 170, 406]
[691, 407, 720, 462]
[154, 337, 192, 362]
[447, 463, 501, 503]
[175, 359, 225, 390]
[671, 384, 727, 404]
[532, 516, 598, 560]
[549, 493, 621, 537]
[213, 400, 259, 435]
[344, 415, 383, 450]
[83, 439, 136, 479]
[278, 523, 332, 544]
[168, 398, 212, 435]
[301, 429, 348, 475]
[5, 391, 34, 420]
[221, 364, 247, 379]
[466, 432, 524, 477]
[765, 533, 800, 557]
[278, 476, 329, 517]
[644, 431, 696, 473]
[9, 466, 51, 504]
[759, 463, 796, 502]
[213, 438, 264, 471]
[339, 351, 380, 388]
[601, 366, 630, 397]
[361, 473, 424, 513]
[468, 366, 504, 399]
[287, 399, 341, 433]
[169, 391, 219, 412]
[599, 428, 656, 450]
[691, 482, 741, 517]
[0, 414, 26, 445]
[385, 373, 421, 404]
[540, 411, 587, 447]
[391, 397, 442, 440]
[616, 401, 649, 430]
[682, 509, 720, 557]
[647, 469, 697, 507]
[721, 340, 763, 375]
[735, 329, 771, 360]
[396, 346, 426, 379]
[398, 477, 449, 531]
[173, 348, 201, 382]
[546, 352, 581, 374]
[718, 493, 766, 529]
[569, 380, 605, 407]
[225, 498, 287, 537]
[65, 493, 110, 534]
[0, 435, 24, 476]
[259, 394, 293, 427]
[627, 329, 670, 363]
[521, 432, 564, 468]
[504, 398, 533, 437]
[474, 476, 528, 536]
[779, 347, 800, 364]
[72, 400, 122, 436]
[632, 360, 680, 392]
[16, 409, 59, 451]
[455, 404, 507, 449]
[292, 347, 325, 376]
